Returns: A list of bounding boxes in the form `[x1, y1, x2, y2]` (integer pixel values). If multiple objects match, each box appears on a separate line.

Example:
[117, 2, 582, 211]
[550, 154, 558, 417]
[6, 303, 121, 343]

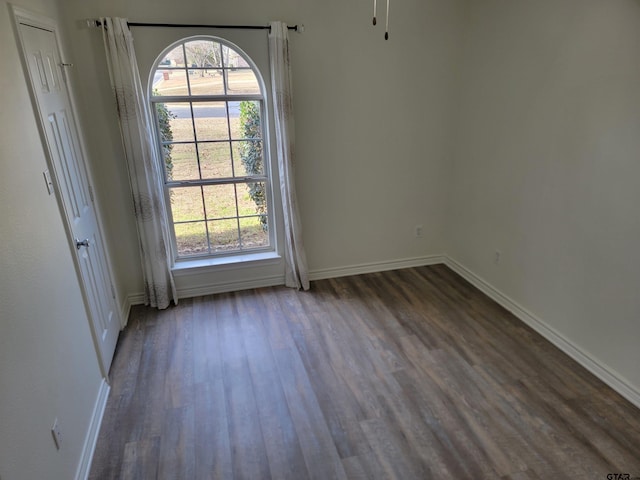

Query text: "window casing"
[149, 37, 274, 261]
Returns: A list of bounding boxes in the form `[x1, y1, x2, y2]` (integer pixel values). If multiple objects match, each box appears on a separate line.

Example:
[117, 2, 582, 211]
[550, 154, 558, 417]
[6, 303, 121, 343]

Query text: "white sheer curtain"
[101, 18, 177, 309]
[269, 22, 310, 291]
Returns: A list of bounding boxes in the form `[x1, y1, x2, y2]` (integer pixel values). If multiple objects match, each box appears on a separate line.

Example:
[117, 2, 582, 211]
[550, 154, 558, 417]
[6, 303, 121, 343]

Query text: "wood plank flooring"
[89, 265, 640, 479]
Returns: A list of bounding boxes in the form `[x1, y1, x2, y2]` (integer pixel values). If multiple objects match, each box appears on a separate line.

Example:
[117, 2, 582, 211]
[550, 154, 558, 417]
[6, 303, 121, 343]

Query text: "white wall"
[0, 1, 105, 479]
[60, 0, 463, 300]
[447, 0, 640, 395]
[2, 1, 639, 478]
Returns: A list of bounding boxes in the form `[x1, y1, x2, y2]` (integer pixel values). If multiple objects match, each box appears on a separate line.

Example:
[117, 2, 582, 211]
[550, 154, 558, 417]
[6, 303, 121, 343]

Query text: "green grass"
[163, 113, 268, 256]
[155, 69, 260, 97]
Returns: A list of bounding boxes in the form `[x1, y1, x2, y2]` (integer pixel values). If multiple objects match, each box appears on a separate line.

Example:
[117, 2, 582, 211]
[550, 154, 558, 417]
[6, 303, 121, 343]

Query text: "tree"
[154, 90, 175, 179]
[239, 101, 267, 230]
[185, 41, 221, 77]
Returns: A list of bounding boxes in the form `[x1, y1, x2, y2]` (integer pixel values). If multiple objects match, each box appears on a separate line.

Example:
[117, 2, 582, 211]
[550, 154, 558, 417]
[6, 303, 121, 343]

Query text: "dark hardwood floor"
[89, 265, 640, 479]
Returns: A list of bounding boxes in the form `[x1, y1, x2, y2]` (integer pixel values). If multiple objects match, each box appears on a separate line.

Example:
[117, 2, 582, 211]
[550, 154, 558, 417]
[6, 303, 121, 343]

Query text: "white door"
[14, 15, 121, 375]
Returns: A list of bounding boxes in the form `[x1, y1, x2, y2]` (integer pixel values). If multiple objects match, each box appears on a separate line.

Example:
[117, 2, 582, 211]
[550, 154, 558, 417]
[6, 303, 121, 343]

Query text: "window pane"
[228, 115, 241, 140]
[169, 187, 204, 222]
[154, 38, 272, 259]
[237, 182, 267, 218]
[232, 140, 263, 177]
[226, 70, 260, 95]
[209, 219, 240, 251]
[160, 103, 194, 142]
[203, 184, 238, 219]
[153, 70, 189, 96]
[193, 102, 230, 141]
[171, 143, 200, 181]
[175, 222, 208, 256]
[185, 40, 222, 68]
[155, 103, 174, 143]
[188, 70, 225, 96]
[199, 142, 232, 178]
[160, 147, 173, 181]
[170, 143, 200, 181]
[231, 101, 260, 140]
[239, 216, 269, 249]
[158, 44, 185, 67]
[227, 101, 242, 138]
[223, 45, 250, 68]
[227, 100, 241, 117]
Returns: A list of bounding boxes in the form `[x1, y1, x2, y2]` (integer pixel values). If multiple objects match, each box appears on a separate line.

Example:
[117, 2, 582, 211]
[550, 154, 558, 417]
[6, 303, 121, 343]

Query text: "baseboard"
[309, 254, 446, 281]
[172, 255, 445, 298]
[119, 293, 145, 328]
[75, 379, 110, 480]
[444, 256, 640, 409]
[114, 255, 640, 408]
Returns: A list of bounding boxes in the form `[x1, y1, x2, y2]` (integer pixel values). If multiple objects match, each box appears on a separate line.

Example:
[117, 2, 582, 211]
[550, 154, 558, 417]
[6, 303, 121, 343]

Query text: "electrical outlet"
[415, 225, 424, 238]
[51, 418, 62, 450]
[494, 250, 501, 265]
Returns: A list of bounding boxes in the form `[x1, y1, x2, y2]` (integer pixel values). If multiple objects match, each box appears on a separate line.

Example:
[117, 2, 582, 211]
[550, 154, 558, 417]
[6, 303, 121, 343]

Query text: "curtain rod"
[89, 19, 299, 32]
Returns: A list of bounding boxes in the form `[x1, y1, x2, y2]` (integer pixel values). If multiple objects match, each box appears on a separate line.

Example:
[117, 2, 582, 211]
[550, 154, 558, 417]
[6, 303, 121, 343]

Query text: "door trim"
[10, 5, 121, 378]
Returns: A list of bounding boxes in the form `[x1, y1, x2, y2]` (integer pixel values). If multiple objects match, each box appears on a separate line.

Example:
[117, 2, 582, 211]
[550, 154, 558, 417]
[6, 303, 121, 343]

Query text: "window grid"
[150, 38, 272, 259]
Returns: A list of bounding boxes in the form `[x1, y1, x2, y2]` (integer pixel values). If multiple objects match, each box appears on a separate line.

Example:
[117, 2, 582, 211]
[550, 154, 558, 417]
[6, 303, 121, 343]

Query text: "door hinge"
[110, 283, 116, 300]
[88, 184, 95, 202]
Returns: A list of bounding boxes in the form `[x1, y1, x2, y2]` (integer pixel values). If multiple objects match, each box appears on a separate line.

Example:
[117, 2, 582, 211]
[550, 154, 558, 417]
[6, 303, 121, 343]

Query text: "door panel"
[48, 111, 87, 219]
[18, 23, 120, 374]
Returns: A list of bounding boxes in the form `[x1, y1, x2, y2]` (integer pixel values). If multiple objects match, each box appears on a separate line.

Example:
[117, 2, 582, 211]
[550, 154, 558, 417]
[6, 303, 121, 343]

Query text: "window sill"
[172, 251, 282, 275]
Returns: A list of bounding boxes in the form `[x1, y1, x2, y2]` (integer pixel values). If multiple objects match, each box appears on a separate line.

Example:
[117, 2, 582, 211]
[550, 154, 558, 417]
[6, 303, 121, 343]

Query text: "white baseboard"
[175, 255, 445, 298]
[124, 256, 444, 303]
[117, 255, 639, 408]
[444, 256, 640, 409]
[309, 254, 446, 281]
[119, 293, 145, 328]
[75, 379, 110, 480]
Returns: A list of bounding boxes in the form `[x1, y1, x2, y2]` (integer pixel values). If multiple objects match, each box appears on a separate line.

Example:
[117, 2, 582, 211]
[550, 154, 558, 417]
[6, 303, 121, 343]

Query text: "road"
[166, 101, 241, 119]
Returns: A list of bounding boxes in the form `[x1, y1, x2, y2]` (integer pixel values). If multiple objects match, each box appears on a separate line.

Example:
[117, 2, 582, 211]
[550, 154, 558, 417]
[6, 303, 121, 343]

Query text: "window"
[150, 37, 273, 260]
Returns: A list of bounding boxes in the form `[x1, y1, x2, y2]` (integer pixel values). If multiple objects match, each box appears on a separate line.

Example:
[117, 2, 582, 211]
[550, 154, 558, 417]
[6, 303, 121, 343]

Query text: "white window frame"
[149, 35, 276, 263]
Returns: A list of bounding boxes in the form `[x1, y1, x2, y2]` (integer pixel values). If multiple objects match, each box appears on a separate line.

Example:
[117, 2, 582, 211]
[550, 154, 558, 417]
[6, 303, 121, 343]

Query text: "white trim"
[149, 36, 278, 262]
[120, 297, 132, 329]
[308, 255, 446, 281]
[9, 4, 56, 31]
[119, 293, 146, 328]
[444, 256, 640, 409]
[120, 253, 640, 407]
[177, 274, 285, 299]
[127, 292, 147, 306]
[173, 251, 282, 273]
[11, 4, 122, 377]
[171, 256, 444, 299]
[75, 379, 110, 480]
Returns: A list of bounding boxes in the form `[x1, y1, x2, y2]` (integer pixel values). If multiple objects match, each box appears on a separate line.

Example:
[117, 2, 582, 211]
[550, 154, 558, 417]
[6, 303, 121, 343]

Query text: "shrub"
[239, 101, 267, 231]
[154, 90, 175, 180]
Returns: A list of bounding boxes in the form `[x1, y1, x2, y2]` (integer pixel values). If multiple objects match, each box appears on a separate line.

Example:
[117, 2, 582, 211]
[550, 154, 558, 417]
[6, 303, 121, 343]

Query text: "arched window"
[150, 37, 273, 259]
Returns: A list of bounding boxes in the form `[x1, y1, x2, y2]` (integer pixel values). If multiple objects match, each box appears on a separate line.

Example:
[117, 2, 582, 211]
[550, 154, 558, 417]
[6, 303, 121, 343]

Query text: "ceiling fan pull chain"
[385, 0, 390, 40]
[373, 0, 377, 25]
